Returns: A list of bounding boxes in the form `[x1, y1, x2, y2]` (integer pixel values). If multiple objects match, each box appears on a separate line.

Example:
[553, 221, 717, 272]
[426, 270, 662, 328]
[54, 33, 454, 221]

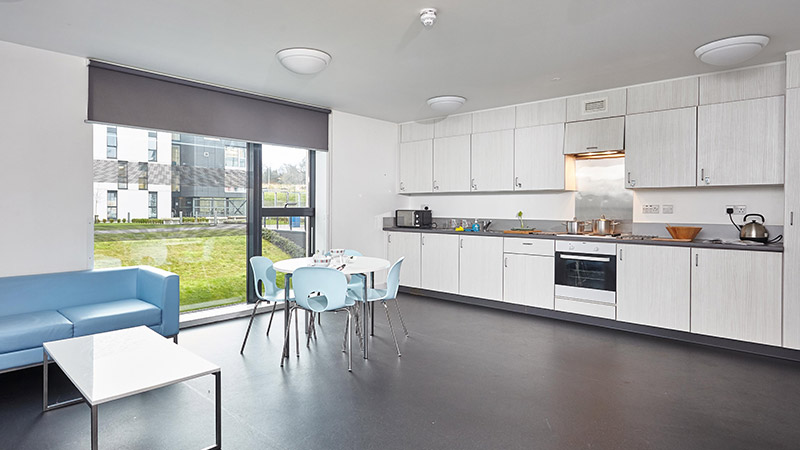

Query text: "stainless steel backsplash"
[574, 157, 633, 227]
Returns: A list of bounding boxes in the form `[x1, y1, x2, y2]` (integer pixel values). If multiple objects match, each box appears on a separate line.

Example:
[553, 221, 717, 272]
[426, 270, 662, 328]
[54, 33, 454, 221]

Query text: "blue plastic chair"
[282, 266, 356, 371]
[347, 257, 407, 357]
[240, 256, 293, 354]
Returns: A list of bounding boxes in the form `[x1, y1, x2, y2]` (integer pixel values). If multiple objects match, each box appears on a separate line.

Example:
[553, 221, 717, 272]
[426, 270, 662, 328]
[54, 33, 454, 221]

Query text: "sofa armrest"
[136, 266, 179, 337]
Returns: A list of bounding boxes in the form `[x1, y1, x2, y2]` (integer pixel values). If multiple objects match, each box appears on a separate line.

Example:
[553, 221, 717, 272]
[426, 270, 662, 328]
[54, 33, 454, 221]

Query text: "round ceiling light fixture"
[420, 8, 437, 27]
[427, 95, 466, 113]
[276, 48, 332, 75]
[694, 35, 769, 66]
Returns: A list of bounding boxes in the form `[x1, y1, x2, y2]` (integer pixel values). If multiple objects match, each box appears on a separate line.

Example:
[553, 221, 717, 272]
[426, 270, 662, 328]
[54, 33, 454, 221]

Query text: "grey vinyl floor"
[2, 293, 800, 450]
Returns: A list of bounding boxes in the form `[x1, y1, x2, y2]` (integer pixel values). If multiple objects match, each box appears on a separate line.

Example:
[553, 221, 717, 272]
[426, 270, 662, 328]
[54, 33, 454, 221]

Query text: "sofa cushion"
[0, 311, 73, 354]
[58, 299, 161, 337]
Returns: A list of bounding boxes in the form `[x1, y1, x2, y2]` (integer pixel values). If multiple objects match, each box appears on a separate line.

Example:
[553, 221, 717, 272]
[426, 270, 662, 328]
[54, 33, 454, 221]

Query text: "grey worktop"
[382, 227, 784, 253]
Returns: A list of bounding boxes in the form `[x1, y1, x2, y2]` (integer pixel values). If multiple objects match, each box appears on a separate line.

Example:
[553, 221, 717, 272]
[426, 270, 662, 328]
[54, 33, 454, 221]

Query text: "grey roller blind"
[88, 61, 330, 151]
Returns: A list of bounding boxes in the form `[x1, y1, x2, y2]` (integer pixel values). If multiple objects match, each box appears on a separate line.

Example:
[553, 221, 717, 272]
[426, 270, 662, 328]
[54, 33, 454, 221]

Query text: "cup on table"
[330, 248, 345, 265]
[313, 253, 332, 267]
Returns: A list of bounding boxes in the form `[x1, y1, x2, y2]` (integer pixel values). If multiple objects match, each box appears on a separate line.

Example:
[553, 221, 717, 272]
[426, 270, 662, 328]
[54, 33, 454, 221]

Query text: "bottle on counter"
[472, 219, 480, 232]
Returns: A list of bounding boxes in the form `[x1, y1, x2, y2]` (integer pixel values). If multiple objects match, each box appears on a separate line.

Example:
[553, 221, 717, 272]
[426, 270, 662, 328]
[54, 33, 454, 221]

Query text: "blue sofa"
[0, 266, 179, 372]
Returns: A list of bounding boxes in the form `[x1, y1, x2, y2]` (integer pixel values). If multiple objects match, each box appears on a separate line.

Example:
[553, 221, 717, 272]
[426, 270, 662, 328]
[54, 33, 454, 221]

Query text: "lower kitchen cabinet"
[691, 248, 782, 346]
[386, 231, 421, 288]
[420, 233, 459, 294]
[616, 245, 690, 331]
[459, 235, 504, 301]
[503, 253, 554, 309]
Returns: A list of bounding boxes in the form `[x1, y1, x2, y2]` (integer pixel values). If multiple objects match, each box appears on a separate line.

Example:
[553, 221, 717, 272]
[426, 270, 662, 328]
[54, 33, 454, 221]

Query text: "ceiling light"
[420, 8, 437, 27]
[276, 48, 331, 75]
[694, 35, 769, 66]
[427, 96, 466, 114]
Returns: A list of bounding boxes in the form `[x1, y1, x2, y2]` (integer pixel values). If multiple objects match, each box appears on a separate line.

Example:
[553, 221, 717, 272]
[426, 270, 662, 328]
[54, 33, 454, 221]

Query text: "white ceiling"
[1, 0, 799, 123]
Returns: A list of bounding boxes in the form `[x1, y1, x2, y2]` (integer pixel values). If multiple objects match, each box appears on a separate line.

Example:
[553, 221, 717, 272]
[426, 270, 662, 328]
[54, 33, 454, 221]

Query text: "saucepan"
[592, 215, 620, 235]
[563, 217, 588, 235]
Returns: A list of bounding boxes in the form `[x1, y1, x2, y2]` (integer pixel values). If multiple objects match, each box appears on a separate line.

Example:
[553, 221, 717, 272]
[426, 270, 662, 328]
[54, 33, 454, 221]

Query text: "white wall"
[329, 111, 403, 260]
[404, 191, 576, 220]
[633, 186, 784, 225]
[0, 41, 92, 276]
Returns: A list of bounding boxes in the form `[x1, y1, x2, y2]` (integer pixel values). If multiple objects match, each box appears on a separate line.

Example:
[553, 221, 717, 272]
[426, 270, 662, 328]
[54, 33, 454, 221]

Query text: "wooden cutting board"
[652, 238, 693, 242]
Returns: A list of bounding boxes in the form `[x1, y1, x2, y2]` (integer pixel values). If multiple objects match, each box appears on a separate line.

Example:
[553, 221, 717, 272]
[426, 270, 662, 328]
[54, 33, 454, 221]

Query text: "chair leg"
[347, 308, 353, 372]
[295, 307, 300, 357]
[370, 302, 375, 336]
[393, 298, 409, 337]
[383, 302, 401, 357]
[266, 300, 278, 336]
[280, 308, 294, 367]
[240, 300, 262, 354]
[342, 313, 349, 352]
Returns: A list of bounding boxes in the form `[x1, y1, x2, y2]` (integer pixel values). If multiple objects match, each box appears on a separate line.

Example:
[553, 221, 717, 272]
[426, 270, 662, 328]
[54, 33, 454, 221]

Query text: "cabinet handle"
[515, 176, 521, 188]
[471, 178, 477, 190]
[388, 234, 392, 244]
[695, 254, 699, 267]
[400, 181, 405, 191]
[460, 239, 463, 248]
[791, 211, 794, 226]
[627, 172, 631, 185]
[433, 181, 439, 191]
[522, 242, 533, 246]
[586, 146, 598, 150]
[421, 235, 424, 245]
[619, 249, 622, 261]
[700, 168, 710, 185]
[504, 257, 508, 268]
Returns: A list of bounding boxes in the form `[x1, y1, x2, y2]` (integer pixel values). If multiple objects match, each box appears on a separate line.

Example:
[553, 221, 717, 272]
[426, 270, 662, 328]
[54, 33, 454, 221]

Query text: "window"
[148, 131, 158, 162]
[106, 127, 117, 159]
[225, 146, 246, 168]
[107, 191, 117, 219]
[148, 192, 158, 218]
[117, 161, 128, 189]
[138, 162, 148, 190]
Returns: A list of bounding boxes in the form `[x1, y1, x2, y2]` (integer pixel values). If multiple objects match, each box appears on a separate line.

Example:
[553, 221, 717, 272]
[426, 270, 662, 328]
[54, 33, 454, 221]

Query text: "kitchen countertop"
[383, 227, 784, 252]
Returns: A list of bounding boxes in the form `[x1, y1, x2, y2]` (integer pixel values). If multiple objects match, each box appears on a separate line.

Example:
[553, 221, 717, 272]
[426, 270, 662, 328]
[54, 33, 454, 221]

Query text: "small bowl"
[666, 226, 702, 241]
[312, 254, 332, 266]
[330, 249, 345, 257]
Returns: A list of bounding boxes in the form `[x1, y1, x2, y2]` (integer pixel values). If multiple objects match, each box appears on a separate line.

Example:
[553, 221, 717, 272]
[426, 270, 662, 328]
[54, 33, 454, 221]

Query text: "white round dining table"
[273, 256, 390, 360]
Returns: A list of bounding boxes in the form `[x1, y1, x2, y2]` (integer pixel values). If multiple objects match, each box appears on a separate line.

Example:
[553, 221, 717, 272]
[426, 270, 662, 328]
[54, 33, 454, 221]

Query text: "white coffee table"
[43, 326, 221, 450]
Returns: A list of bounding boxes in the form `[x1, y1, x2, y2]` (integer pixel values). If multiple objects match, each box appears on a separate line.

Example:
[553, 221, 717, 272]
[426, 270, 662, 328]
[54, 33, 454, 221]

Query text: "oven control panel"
[555, 240, 616, 256]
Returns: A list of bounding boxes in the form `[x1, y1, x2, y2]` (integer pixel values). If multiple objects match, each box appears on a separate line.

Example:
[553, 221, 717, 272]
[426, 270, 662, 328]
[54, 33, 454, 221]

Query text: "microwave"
[396, 209, 432, 228]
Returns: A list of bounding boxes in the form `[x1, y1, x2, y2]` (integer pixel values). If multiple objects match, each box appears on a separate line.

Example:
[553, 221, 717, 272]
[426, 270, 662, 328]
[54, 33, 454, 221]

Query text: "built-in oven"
[554, 240, 617, 319]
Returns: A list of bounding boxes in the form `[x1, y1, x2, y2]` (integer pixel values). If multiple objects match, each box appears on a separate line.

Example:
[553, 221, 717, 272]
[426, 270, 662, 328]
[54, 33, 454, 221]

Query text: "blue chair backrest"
[344, 249, 362, 256]
[292, 267, 348, 313]
[250, 256, 279, 299]
[385, 257, 404, 300]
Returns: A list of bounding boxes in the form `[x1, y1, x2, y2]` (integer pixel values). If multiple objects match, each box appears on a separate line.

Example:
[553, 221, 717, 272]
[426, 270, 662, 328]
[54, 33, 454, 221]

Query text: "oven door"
[554, 252, 616, 303]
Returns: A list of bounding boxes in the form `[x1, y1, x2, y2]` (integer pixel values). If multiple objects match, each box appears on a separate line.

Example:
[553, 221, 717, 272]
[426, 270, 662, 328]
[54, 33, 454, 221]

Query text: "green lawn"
[94, 234, 291, 312]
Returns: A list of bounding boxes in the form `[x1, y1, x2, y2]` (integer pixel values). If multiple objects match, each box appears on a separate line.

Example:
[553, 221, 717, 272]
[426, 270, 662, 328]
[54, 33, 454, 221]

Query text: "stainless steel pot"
[592, 215, 620, 235]
[563, 217, 588, 234]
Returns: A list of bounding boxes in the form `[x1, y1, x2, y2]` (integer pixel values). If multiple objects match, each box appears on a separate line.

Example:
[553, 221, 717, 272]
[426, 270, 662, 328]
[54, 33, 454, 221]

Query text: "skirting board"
[399, 286, 800, 363]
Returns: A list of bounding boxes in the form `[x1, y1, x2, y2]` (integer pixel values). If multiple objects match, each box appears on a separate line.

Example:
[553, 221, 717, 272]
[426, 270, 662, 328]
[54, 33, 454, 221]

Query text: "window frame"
[147, 131, 158, 162]
[148, 191, 158, 218]
[107, 190, 118, 220]
[138, 162, 148, 190]
[117, 161, 128, 189]
[106, 127, 117, 159]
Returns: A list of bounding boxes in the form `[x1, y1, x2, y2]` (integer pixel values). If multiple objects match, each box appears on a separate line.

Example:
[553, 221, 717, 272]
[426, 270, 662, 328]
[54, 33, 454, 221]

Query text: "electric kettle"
[738, 214, 770, 243]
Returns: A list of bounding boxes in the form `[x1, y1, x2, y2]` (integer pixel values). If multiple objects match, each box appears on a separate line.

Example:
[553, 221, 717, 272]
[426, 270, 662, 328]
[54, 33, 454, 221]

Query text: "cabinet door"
[699, 64, 785, 105]
[514, 123, 571, 191]
[616, 245, 690, 331]
[697, 96, 784, 186]
[400, 121, 434, 142]
[563, 116, 625, 155]
[625, 108, 696, 188]
[472, 107, 515, 133]
[789, 53, 800, 90]
[691, 249, 782, 346]
[398, 140, 433, 193]
[386, 232, 421, 288]
[433, 135, 471, 192]
[420, 234, 459, 294]
[459, 235, 504, 301]
[626, 77, 698, 114]
[471, 130, 514, 191]
[516, 98, 566, 128]
[434, 114, 472, 138]
[503, 253, 554, 309]
[784, 89, 800, 349]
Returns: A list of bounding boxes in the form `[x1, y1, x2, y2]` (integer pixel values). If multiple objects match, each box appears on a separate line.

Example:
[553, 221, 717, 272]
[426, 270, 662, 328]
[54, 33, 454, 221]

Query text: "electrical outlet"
[735, 205, 747, 215]
[662, 204, 674, 214]
[642, 204, 660, 214]
[420, 204, 429, 210]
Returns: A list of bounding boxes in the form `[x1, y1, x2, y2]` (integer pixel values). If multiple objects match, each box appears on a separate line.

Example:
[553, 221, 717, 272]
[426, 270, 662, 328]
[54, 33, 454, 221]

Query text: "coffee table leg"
[91, 404, 98, 450]
[215, 371, 222, 449]
[363, 273, 369, 359]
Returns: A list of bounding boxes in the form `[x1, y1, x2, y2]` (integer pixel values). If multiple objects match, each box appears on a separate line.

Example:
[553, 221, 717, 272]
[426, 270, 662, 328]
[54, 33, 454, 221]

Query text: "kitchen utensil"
[563, 217, 587, 234]
[665, 226, 702, 241]
[592, 215, 620, 235]
[738, 214, 770, 243]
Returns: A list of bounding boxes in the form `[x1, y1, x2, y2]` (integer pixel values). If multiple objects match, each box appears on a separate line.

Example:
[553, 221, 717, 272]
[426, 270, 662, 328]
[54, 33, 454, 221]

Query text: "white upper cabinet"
[697, 96, 784, 186]
[515, 98, 566, 128]
[433, 135, 471, 193]
[626, 77, 698, 114]
[472, 106, 515, 133]
[784, 88, 800, 350]
[691, 248, 782, 346]
[514, 123, 574, 191]
[788, 52, 800, 89]
[434, 114, 472, 138]
[616, 245, 690, 332]
[398, 140, 433, 193]
[624, 107, 697, 188]
[699, 63, 785, 105]
[564, 116, 625, 155]
[471, 130, 515, 191]
[400, 120, 435, 142]
[566, 88, 626, 122]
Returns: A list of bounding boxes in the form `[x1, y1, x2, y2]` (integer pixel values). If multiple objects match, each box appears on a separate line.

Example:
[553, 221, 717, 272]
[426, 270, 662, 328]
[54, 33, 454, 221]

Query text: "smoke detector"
[420, 8, 437, 27]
